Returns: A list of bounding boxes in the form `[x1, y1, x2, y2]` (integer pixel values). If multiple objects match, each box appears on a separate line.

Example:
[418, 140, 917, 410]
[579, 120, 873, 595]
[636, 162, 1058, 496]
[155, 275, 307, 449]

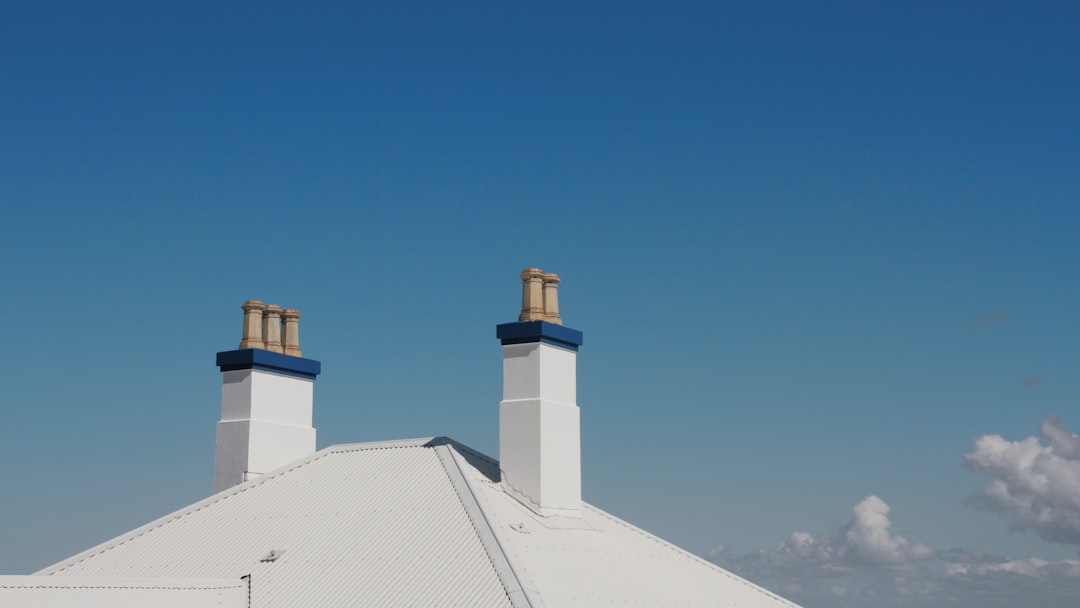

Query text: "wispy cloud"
[945, 555, 1080, 579]
[937, 550, 1080, 608]
[705, 543, 727, 560]
[1021, 377, 1042, 389]
[964, 414, 1080, 544]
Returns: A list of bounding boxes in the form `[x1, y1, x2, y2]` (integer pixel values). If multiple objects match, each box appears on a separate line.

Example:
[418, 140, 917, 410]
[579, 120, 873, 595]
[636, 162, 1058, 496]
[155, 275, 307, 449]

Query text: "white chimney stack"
[213, 301, 321, 493]
[497, 268, 584, 517]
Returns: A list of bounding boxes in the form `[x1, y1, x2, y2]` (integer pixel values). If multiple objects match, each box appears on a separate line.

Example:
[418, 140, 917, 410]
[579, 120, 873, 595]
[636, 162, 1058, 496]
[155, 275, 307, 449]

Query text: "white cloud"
[1041, 414, 1080, 459]
[964, 414, 1080, 544]
[725, 546, 1080, 608]
[935, 552, 1080, 608]
[709, 417, 1080, 607]
[843, 496, 935, 565]
[724, 496, 934, 582]
[945, 557, 1080, 579]
[714, 495, 1080, 607]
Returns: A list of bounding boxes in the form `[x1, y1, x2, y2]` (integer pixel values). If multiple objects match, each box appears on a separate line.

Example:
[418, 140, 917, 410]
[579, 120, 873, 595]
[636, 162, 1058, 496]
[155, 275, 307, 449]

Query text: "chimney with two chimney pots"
[213, 301, 321, 493]
[497, 268, 584, 517]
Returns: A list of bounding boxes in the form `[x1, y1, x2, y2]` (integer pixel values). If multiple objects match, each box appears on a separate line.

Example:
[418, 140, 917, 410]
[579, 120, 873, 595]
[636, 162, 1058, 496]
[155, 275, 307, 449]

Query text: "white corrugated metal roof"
[40, 438, 799, 607]
[444, 445, 800, 607]
[41, 439, 518, 607]
[0, 576, 247, 608]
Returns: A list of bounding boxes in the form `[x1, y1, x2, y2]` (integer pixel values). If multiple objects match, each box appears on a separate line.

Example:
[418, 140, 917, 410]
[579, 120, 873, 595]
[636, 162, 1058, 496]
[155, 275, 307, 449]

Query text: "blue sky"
[2, 2, 1079, 605]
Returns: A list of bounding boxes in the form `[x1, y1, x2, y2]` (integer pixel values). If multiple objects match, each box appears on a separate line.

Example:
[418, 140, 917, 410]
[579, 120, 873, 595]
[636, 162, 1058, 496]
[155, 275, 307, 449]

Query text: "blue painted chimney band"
[216, 349, 322, 380]
[496, 320, 583, 351]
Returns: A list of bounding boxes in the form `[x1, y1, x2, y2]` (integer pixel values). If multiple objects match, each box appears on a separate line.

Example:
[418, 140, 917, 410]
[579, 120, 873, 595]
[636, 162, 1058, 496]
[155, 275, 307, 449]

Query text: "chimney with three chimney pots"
[213, 301, 321, 493]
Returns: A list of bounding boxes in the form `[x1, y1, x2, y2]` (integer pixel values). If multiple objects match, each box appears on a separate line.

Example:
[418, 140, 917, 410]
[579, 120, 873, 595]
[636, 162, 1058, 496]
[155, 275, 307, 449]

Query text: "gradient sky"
[2, 2, 1079, 606]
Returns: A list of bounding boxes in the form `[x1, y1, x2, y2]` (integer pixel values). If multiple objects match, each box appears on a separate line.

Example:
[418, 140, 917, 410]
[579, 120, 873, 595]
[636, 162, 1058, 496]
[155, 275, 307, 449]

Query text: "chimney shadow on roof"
[425, 437, 501, 484]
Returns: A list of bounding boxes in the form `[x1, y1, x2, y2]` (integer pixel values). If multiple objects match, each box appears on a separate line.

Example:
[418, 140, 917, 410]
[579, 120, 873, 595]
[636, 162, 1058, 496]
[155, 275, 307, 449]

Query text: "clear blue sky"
[2, 2, 1078, 606]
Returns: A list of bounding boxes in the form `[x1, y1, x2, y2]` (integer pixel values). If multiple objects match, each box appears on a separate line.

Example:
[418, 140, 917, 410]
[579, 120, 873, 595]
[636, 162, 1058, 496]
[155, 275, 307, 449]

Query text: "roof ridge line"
[433, 443, 541, 608]
[426, 437, 499, 465]
[327, 437, 438, 452]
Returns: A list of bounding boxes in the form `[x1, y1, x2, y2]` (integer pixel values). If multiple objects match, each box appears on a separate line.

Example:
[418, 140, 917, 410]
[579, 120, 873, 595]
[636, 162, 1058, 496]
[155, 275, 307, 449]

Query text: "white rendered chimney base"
[213, 350, 321, 493]
[497, 320, 584, 517]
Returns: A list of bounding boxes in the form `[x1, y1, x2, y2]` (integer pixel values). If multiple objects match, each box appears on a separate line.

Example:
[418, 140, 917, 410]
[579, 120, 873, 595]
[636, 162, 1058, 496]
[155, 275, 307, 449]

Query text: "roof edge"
[578, 503, 802, 607]
[434, 444, 541, 608]
[1, 576, 245, 589]
[38, 437, 447, 575]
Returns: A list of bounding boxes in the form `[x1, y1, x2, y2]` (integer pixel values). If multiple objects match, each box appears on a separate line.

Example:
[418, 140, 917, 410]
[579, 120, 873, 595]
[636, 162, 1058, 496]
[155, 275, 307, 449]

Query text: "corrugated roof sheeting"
[0, 576, 247, 608]
[40, 437, 799, 607]
[43, 440, 515, 608]
[447, 446, 802, 607]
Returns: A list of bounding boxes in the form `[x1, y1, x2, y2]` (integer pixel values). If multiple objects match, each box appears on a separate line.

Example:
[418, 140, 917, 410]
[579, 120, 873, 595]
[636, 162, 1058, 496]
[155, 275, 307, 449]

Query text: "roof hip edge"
[433, 444, 541, 608]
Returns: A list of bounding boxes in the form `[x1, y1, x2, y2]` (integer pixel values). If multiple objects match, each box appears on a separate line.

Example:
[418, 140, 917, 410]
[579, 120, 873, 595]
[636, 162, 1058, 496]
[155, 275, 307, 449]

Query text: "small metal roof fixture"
[259, 549, 286, 563]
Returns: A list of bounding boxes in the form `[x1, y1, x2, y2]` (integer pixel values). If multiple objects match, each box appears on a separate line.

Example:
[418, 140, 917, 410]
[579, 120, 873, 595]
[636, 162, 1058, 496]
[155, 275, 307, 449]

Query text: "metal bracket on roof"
[259, 549, 286, 562]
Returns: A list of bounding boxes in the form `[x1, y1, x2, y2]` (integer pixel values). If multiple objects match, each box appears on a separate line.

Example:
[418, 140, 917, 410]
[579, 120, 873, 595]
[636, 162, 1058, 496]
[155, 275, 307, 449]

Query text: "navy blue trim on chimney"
[496, 320, 583, 352]
[216, 349, 322, 380]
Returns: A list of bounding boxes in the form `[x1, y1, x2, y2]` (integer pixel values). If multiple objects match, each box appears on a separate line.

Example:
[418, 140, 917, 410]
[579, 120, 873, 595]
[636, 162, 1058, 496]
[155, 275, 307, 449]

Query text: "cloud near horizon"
[713, 496, 942, 605]
[718, 496, 934, 581]
[964, 414, 1080, 545]
[944, 555, 1080, 579]
[712, 438, 1080, 608]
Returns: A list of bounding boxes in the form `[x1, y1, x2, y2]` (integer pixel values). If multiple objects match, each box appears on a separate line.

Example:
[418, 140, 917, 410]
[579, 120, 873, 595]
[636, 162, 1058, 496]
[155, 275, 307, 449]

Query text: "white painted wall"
[220, 369, 314, 426]
[499, 341, 581, 517]
[214, 369, 316, 493]
[0, 576, 247, 607]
